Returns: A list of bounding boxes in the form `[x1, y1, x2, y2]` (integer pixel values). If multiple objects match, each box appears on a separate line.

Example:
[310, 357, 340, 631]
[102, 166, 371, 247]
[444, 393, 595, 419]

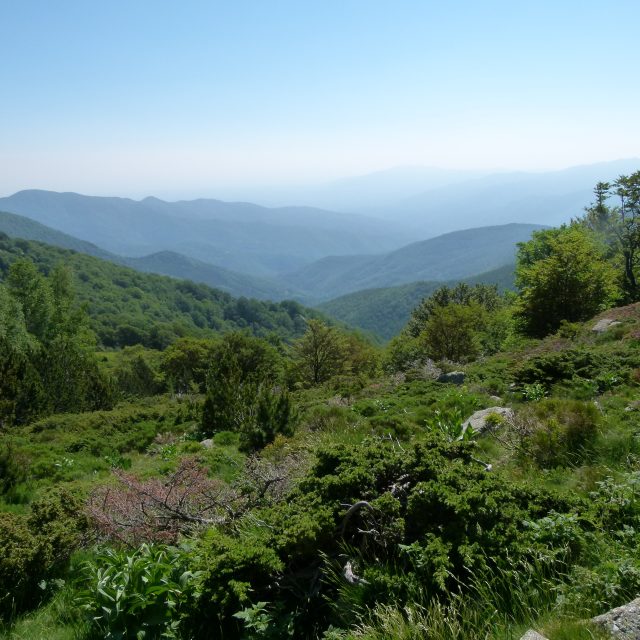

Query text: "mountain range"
[317, 264, 516, 340]
[0, 190, 411, 277]
[0, 206, 538, 307]
[0, 210, 301, 301]
[1, 159, 635, 313]
[283, 223, 542, 301]
[214, 158, 639, 237]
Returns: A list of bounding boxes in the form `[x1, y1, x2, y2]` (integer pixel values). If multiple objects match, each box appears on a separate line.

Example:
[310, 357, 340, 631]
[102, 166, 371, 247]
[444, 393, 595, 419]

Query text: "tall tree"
[6, 259, 52, 341]
[581, 172, 640, 302]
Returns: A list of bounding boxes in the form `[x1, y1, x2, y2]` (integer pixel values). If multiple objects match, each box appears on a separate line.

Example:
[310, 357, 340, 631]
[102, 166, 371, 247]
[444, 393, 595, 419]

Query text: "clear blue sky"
[1, 0, 639, 197]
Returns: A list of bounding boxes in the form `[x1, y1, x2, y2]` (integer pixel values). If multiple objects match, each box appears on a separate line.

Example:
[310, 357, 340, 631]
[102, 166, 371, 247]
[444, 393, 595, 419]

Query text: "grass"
[0, 588, 89, 640]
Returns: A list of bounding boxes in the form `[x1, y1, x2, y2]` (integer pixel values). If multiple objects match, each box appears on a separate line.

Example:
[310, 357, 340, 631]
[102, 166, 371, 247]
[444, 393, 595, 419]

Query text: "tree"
[580, 172, 640, 302]
[406, 283, 503, 338]
[515, 226, 618, 337]
[291, 320, 347, 386]
[200, 333, 291, 449]
[419, 302, 482, 362]
[6, 259, 52, 341]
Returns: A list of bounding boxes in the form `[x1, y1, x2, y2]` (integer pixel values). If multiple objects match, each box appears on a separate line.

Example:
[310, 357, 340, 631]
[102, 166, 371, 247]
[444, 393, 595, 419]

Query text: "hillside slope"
[0, 234, 322, 348]
[0, 210, 303, 301]
[285, 223, 541, 300]
[318, 263, 516, 340]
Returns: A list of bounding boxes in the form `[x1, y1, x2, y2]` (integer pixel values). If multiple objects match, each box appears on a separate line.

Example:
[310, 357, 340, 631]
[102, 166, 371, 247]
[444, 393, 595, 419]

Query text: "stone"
[437, 371, 465, 385]
[200, 438, 214, 449]
[592, 597, 640, 639]
[462, 406, 513, 436]
[519, 630, 549, 640]
[592, 318, 622, 333]
[489, 395, 503, 403]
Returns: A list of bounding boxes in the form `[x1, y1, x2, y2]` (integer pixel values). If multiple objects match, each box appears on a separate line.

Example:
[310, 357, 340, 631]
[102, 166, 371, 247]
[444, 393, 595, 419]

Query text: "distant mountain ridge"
[0, 210, 302, 301]
[0, 190, 412, 278]
[368, 158, 640, 236]
[285, 223, 544, 301]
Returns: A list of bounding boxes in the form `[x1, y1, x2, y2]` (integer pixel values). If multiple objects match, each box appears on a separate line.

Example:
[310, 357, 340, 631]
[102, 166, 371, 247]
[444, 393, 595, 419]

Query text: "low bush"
[0, 489, 86, 619]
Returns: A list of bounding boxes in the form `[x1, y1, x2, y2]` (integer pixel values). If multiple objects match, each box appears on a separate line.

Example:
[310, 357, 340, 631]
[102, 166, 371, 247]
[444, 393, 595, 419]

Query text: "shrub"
[524, 399, 601, 467]
[186, 530, 284, 639]
[0, 489, 86, 619]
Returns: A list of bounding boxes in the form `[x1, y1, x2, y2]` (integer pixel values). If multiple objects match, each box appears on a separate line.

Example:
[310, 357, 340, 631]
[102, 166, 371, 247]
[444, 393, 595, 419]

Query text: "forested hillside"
[0, 211, 304, 301]
[1, 172, 640, 640]
[318, 263, 515, 340]
[0, 234, 320, 348]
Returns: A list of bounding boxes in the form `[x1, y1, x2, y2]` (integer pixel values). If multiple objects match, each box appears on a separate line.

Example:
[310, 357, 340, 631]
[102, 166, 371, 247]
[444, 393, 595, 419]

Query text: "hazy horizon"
[2, 1, 639, 199]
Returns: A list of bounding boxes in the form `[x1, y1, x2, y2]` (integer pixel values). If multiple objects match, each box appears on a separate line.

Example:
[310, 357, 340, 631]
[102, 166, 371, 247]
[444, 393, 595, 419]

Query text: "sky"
[1, 0, 639, 198]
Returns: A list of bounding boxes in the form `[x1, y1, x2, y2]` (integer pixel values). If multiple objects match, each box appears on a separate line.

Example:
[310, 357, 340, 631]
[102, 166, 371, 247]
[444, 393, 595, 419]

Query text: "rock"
[462, 406, 513, 435]
[489, 395, 503, 403]
[437, 371, 465, 385]
[592, 318, 622, 333]
[519, 631, 549, 640]
[592, 597, 640, 639]
[200, 439, 214, 449]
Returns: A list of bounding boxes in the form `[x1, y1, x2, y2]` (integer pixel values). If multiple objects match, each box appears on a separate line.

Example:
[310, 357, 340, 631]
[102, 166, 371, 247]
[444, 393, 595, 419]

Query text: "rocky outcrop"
[592, 597, 640, 639]
[462, 406, 513, 435]
[519, 631, 548, 640]
[437, 371, 465, 385]
[592, 318, 622, 333]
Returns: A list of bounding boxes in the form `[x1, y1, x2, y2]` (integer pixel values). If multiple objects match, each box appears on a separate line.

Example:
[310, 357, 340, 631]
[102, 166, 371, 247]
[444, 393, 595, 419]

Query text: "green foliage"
[388, 283, 511, 370]
[0, 235, 320, 349]
[580, 171, 640, 302]
[0, 258, 114, 425]
[514, 347, 629, 396]
[200, 333, 294, 450]
[406, 282, 504, 338]
[0, 490, 86, 619]
[418, 302, 482, 362]
[187, 530, 284, 639]
[522, 399, 601, 468]
[515, 226, 619, 337]
[78, 543, 200, 639]
[111, 346, 165, 398]
[291, 320, 350, 386]
[160, 337, 218, 393]
[239, 388, 296, 453]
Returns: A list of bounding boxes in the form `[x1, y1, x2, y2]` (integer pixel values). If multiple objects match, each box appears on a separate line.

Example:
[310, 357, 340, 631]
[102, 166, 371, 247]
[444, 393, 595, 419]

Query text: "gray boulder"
[592, 597, 640, 638]
[437, 371, 465, 385]
[200, 438, 214, 449]
[519, 631, 549, 640]
[592, 318, 622, 333]
[462, 406, 513, 436]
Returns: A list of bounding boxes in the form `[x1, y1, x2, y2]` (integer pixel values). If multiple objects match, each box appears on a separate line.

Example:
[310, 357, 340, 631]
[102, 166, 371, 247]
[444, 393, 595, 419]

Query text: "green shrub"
[523, 399, 601, 467]
[0, 489, 86, 619]
[186, 530, 284, 639]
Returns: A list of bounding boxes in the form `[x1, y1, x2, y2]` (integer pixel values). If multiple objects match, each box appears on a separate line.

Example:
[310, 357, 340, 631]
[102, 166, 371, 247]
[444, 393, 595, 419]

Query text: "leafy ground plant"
[77, 543, 201, 639]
